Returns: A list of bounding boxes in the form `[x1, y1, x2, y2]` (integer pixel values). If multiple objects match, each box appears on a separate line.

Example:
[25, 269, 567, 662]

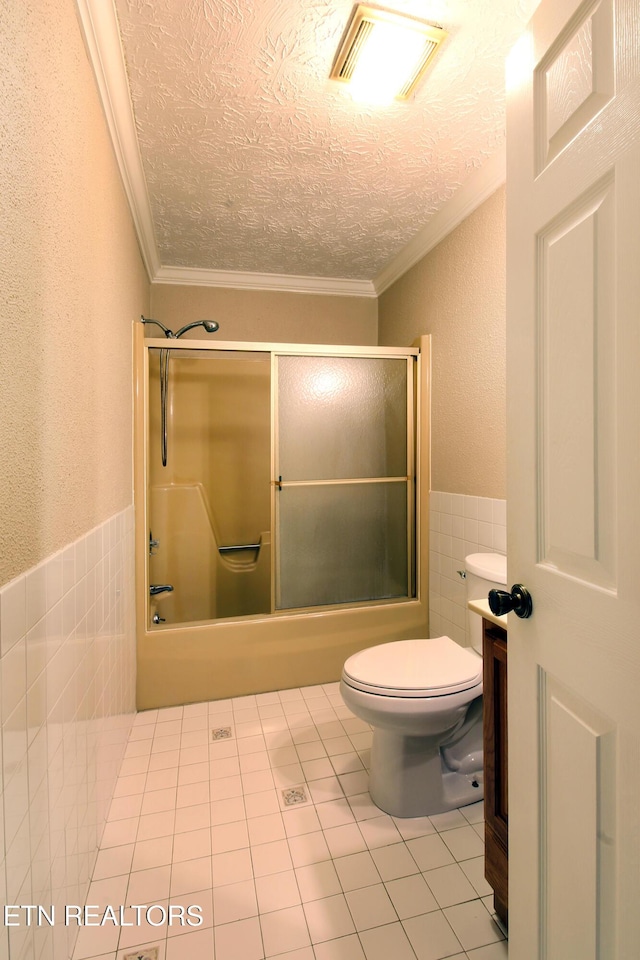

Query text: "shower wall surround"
[429, 491, 507, 646]
[0, 507, 136, 960]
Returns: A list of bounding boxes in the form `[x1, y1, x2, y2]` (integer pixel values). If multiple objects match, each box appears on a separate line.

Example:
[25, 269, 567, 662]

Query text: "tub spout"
[150, 584, 174, 597]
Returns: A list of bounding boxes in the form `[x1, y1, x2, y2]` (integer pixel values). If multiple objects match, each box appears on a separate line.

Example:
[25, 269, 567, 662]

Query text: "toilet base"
[368, 727, 484, 818]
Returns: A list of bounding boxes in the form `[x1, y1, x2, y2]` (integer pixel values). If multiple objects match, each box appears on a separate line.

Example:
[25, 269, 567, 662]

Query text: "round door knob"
[488, 584, 533, 619]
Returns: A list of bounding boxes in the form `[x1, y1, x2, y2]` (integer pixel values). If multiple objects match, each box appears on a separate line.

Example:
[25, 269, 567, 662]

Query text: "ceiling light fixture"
[330, 4, 447, 104]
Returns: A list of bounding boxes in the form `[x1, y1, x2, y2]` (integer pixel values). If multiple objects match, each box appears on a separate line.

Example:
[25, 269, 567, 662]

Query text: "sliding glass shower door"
[275, 354, 415, 610]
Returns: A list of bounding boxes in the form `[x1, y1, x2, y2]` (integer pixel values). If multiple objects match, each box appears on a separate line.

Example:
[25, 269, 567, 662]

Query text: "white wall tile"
[429, 493, 507, 646]
[0, 576, 26, 656]
[0, 506, 136, 960]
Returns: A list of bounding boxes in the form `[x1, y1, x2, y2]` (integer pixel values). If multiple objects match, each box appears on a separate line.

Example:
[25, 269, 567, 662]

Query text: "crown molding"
[76, 0, 160, 279]
[153, 266, 377, 298]
[372, 148, 507, 296]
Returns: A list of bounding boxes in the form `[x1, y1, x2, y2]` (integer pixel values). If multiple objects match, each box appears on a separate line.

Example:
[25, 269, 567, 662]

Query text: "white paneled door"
[506, 0, 640, 956]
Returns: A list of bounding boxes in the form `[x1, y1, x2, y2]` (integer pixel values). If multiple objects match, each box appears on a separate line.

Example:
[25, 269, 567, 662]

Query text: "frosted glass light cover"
[278, 356, 407, 480]
[277, 482, 408, 610]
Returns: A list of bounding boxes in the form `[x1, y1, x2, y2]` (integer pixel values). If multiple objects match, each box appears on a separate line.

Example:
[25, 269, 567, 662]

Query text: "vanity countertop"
[468, 598, 508, 630]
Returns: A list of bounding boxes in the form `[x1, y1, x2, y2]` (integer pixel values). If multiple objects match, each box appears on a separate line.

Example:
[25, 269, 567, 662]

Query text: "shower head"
[140, 316, 219, 339]
[174, 320, 220, 338]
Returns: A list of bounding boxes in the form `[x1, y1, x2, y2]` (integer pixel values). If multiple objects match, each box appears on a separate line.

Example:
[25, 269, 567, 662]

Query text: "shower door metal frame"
[271, 348, 418, 614]
[134, 328, 431, 707]
[140, 336, 420, 623]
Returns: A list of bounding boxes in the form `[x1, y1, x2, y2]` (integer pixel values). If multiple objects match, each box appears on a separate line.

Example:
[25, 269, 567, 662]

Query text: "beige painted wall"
[378, 188, 506, 499]
[0, 0, 149, 585]
[150, 283, 378, 345]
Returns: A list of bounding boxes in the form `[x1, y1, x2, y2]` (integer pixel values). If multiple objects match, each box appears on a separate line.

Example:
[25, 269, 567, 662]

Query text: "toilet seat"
[342, 637, 482, 698]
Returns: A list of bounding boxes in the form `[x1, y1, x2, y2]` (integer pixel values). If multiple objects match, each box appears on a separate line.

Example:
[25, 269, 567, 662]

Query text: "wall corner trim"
[76, 0, 160, 280]
[372, 149, 507, 296]
[152, 266, 377, 298]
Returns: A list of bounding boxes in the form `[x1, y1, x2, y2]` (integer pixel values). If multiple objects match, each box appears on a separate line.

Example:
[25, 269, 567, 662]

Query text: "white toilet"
[340, 552, 507, 818]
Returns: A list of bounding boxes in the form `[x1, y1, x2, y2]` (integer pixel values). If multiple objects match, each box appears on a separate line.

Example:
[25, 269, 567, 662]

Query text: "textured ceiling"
[114, 0, 537, 281]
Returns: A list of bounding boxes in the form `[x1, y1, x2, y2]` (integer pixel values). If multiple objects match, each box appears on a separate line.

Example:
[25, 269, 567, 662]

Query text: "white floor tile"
[405, 833, 456, 872]
[260, 904, 311, 956]
[146, 768, 179, 792]
[213, 878, 259, 924]
[302, 757, 335, 780]
[307, 776, 345, 805]
[443, 900, 505, 952]
[165, 925, 213, 960]
[296, 740, 328, 761]
[140, 786, 176, 815]
[73, 922, 120, 959]
[384, 873, 439, 919]
[244, 790, 281, 818]
[282, 805, 322, 838]
[461, 800, 484, 825]
[424, 862, 480, 908]
[100, 817, 138, 848]
[358, 921, 419, 960]
[313, 933, 367, 960]
[288, 830, 331, 867]
[333, 851, 381, 892]
[303, 893, 356, 943]
[295, 860, 342, 902]
[440, 825, 485, 862]
[428, 809, 469, 833]
[251, 839, 294, 877]
[460, 855, 493, 898]
[126, 864, 171, 902]
[172, 827, 211, 862]
[330, 752, 364, 776]
[358, 815, 403, 850]
[323, 823, 368, 859]
[403, 910, 464, 960]
[170, 856, 212, 897]
[174, 802, 210, 833]
[211, 819, 249, 854]
[166, 888, 213, 935]
[466, 940, 509, 959]
[88, 686, 500, 960]
[370, 842, 420, 881]
[214, 916, 264, 960]
[247, 812, 286, 846]
[210, 774, 243, 800]
[137, 810, 175, 841]
[316, 799, 356, 830]
[92, 844, 135, 880]
[212, 847, 254, 887]
[255, 870, 301, 913]
[344, 883, 398, 930]
[392, 816, 436, 840]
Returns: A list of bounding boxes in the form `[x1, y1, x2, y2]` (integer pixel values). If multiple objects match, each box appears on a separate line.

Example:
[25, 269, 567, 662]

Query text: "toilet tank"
[465, 553, 507, 654]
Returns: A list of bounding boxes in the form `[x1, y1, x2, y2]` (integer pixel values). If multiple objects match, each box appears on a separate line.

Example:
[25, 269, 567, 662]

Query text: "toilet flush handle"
[488, 584, 533, 619]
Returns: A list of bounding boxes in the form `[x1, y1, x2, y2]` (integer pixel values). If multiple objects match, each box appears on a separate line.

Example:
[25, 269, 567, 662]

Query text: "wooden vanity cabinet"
[483, 618, 508, 928]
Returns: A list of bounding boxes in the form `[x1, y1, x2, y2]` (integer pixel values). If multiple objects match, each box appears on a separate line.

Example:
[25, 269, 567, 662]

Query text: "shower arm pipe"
[140, 316, 220, 468]
[140, 316, 220, 339]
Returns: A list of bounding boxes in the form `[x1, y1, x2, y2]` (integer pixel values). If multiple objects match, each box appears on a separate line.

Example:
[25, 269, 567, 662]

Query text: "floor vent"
[282, 785, 309, 806]
[211, 726, 233, 740]
[123, 948, 160, 960]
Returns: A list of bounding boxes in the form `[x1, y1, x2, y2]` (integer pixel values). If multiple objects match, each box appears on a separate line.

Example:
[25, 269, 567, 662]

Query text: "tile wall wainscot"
[0, 507, 136, 960]
[429, 492, 507, 646]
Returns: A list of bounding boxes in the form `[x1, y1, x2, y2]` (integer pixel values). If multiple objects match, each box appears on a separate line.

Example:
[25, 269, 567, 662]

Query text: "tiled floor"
[72, 683, 507, 960]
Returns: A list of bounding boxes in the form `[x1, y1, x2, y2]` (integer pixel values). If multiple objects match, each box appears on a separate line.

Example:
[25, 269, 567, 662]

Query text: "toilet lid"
[342, 637, 483, 698]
